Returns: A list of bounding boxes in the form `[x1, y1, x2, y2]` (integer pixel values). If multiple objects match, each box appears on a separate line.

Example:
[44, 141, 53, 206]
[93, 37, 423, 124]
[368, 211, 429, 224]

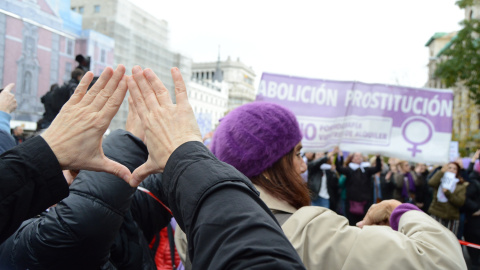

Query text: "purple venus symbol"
[401, 117, 434, 157]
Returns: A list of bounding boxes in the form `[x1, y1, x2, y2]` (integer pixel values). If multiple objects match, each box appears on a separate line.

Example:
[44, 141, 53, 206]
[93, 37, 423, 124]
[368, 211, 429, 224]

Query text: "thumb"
[101, 157, 132, 184]
[130, 160, 158, 187]
[2, 83, 14, 94]
[356, 221, 365, 228]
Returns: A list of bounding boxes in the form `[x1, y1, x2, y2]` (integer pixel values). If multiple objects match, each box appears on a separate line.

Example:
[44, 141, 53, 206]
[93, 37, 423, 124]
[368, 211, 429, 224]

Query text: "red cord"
[459, 240, 480, 250]
[137, 186, 173, 216]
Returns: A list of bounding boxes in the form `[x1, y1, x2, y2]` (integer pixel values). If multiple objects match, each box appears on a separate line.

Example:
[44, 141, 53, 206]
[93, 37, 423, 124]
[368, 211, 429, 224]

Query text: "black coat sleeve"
[163, 142, 305, 270]
[0, 136, 69, 244]
[335, 156, 349, 176]
[365, 156, 382, 177]
[0, 130, 146, 269]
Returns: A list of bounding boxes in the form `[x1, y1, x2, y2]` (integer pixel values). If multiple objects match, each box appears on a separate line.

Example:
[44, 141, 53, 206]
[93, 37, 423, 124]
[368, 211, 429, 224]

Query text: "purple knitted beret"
[211, 102, 302, 178]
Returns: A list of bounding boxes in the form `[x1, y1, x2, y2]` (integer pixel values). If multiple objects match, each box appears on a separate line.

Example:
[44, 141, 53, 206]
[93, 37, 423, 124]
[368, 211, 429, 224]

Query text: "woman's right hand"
[356, 200, 402, 228]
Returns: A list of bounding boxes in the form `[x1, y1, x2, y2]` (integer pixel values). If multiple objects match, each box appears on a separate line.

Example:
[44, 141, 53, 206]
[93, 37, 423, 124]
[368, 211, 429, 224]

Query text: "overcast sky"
[135, 0, 465, 89]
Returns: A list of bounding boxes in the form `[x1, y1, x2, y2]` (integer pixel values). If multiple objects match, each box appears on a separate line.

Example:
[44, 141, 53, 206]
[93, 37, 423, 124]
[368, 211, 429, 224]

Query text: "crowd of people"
[303, 148, 480, 268]
[0, 64, 475, 269]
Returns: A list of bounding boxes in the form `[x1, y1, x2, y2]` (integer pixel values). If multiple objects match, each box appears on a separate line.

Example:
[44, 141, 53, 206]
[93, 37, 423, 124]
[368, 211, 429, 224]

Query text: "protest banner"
[256, 73, 453, 163]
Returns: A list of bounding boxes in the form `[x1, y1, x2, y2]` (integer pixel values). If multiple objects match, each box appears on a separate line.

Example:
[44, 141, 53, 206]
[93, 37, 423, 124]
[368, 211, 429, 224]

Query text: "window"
[64, 62, 73, 82]
[71, 7, 76, 11]
[100, 49, 106, 63]
[66, 39, 74, 56]
[78, 6, 84, 14]
[94, 5, 101, 13]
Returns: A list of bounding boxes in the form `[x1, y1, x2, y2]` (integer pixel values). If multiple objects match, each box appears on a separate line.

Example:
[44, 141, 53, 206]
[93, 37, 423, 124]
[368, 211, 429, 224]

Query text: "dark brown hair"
[448, 162, 465, 183]
[251, 148, 311, 209]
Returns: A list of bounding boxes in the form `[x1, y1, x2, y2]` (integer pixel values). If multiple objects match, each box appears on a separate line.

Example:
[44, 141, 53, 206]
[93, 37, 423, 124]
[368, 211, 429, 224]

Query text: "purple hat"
[211, 102, 302, 178]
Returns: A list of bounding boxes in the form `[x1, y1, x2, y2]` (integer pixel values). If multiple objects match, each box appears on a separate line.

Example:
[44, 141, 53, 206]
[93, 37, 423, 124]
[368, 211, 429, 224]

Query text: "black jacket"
[307, 157, 338, 209]
[163, 141, 305, 269]
[0, 132, 305, 269]
[465, 162, 480, 218]
[380, 172, 396, 200]
[51, 78, 79, 116]
[0, 130, 16, 155]
[0, 136, 69, 244]
[335, 156, 381, 202]
[40, 89, 56, 123]
[0, 130, 171, 269]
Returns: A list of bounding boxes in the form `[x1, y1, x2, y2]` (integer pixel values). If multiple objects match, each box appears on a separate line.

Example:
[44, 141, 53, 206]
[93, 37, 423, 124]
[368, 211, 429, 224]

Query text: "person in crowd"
[464, 150, 480, 267]
[412, 162, 431, 212]
[176, 100, 466, 269]
[337, 173, 347, 216]
[12, 125, 25, 144]
[370, 156, 385, 203]
[454, 158, 469, 240]
[307, 149, 339, 211]
[393, 160, 421, 204]
[1, 65, 306, 269]
[0, 66, 132, 244]
[380, 157, 398, 200]
[50, 68, 85, 121]
[0, 83, 17, 154]
[428, 162, 468, 235]
[456, 157, 470, 182]
[127, 66, 306, 269]
[335, 152, 381, 225]
[37, 83, 59, 130]
[0, 97, 171, 269]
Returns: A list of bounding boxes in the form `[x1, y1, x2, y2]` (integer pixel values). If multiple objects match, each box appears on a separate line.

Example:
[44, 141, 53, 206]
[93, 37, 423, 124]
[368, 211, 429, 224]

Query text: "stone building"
[70, 0, 191, 130]
[191, 56, 256, 111]
[187, 78, 229, 135]
[425, 3, 480, 151]
[0, 0, 114, 126]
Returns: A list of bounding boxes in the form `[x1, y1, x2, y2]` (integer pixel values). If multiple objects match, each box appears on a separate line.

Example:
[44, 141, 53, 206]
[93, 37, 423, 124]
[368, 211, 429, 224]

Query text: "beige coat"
[176, 185, 466, 269]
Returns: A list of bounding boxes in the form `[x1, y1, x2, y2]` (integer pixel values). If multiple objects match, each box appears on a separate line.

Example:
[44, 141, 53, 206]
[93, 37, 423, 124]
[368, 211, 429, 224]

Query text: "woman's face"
[402, 162, 411, 173]
[352, 153, 363, 164]
[447, 163, 458, 175]
[293, 142, 307, 175]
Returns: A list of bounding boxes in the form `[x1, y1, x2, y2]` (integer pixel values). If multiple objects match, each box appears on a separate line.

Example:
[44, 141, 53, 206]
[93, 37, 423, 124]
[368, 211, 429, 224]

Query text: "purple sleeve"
[390, 203, 421, 231]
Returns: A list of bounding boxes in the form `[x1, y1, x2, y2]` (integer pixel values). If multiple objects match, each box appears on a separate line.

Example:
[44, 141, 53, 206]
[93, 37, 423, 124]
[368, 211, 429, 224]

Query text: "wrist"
[41, 130, 68, 169]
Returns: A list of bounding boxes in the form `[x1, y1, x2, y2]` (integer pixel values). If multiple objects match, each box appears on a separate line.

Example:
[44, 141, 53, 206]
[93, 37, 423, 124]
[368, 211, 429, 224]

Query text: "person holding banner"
[428, 162, 468, 235]
[335, 152, 381, 225]
[173, 101, 466, 269]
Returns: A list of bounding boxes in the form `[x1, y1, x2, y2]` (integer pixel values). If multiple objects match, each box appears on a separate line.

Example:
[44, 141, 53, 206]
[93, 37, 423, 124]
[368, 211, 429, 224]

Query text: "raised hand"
[41, 65, 131, 183]
[127, 66, 202, 187]
[0, 83, 17, 113]
[356, 199, 402, 228]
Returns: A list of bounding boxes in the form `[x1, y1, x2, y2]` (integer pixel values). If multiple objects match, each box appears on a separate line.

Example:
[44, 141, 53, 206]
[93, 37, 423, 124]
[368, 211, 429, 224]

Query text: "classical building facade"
[0, 0, 114, 126]
[191, 56, 256, 111]
[425, 3, 480, 150]
[187, 79, 229, 135]
[70, 0, 191, 131]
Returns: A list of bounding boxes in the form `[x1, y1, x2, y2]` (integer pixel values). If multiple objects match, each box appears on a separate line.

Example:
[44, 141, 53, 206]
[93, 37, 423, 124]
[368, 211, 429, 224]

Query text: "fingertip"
[116, 64, 126, 71]
[143, 68, 154, 79]
[101, 67, 113, 77]
[132, 65, 142, 75]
